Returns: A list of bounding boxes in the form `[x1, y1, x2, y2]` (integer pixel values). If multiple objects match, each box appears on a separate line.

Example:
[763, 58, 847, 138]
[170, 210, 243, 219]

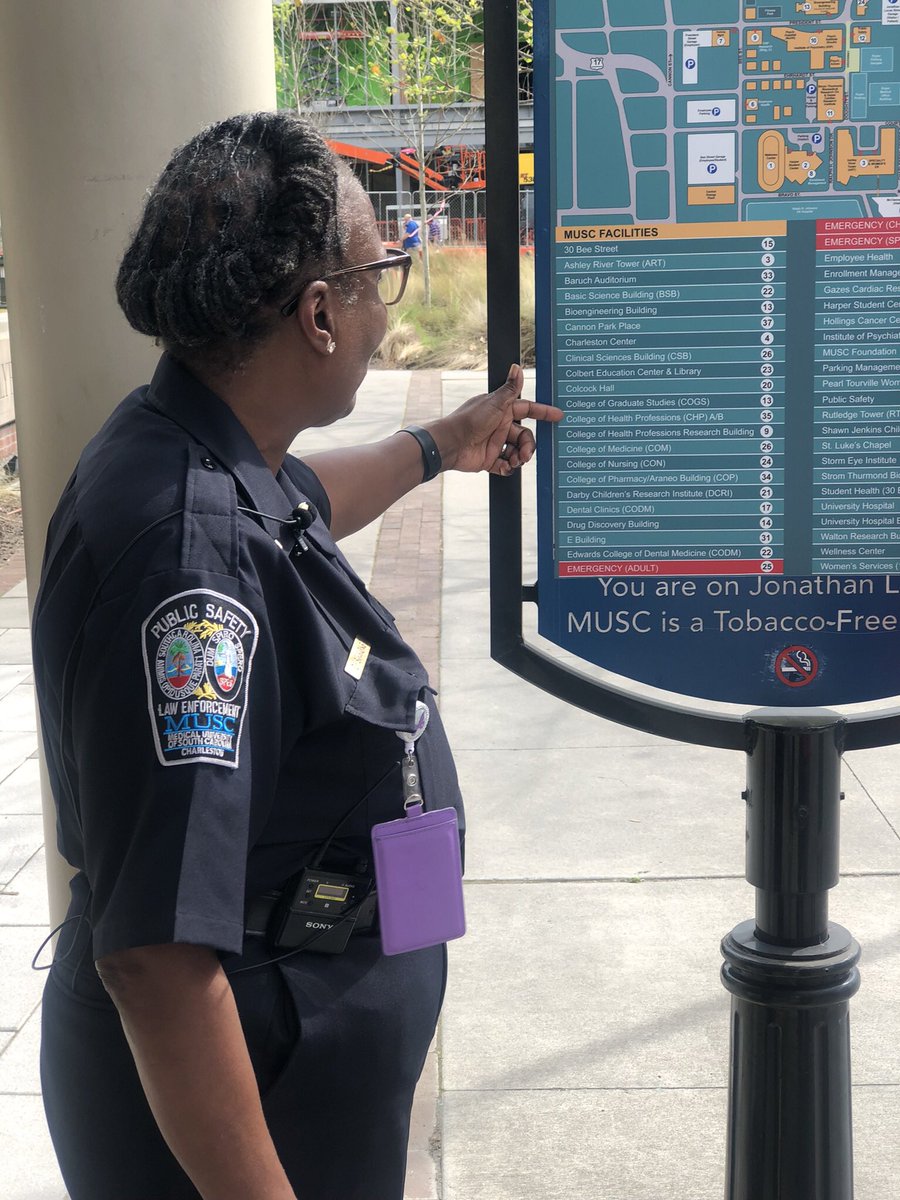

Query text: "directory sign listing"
[536, 0, 900, 705]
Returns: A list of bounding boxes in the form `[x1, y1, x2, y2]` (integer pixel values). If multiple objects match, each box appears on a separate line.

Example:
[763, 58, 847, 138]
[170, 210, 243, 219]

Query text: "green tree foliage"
[272, 2, 534, 303]
[274, 1, 396, 110]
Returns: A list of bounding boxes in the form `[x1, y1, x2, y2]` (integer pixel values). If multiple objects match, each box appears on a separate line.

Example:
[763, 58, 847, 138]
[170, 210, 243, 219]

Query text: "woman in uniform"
[32, 112, 559, 1200]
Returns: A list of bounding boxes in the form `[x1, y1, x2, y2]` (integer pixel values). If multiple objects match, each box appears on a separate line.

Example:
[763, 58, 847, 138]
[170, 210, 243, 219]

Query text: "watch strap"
[400, 425, 442, 483]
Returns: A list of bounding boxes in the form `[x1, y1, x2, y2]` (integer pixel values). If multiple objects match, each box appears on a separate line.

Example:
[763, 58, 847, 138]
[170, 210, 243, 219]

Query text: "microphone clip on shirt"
[237, 501, 318, 555]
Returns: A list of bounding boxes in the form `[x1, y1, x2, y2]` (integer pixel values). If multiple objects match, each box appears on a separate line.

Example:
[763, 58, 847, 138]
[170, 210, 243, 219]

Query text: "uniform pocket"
[229, 963, 300, 1098]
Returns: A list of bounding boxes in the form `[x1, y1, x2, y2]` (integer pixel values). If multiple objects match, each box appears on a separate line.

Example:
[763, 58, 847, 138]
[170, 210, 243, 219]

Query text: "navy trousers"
[41, 935, 446, 1199]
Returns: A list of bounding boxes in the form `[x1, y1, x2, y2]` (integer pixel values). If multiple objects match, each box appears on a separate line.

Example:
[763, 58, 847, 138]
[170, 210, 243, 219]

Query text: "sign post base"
[721, 713, 861, 1199]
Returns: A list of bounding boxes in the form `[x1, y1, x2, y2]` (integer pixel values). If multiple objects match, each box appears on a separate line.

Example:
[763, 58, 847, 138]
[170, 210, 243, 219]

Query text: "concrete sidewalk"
[1, 369, 900, 1197]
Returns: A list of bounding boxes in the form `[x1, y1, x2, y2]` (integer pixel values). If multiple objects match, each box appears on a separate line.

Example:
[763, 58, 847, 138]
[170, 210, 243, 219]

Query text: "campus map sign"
[535, 0, 900, 705]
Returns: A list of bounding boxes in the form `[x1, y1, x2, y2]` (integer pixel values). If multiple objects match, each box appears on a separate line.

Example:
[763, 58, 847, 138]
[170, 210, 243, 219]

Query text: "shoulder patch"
[141, 589, 260, 769]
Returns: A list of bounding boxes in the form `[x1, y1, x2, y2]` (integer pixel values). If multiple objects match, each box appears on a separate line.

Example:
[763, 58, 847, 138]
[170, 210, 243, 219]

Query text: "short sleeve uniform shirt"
[33, 353, 463, 962]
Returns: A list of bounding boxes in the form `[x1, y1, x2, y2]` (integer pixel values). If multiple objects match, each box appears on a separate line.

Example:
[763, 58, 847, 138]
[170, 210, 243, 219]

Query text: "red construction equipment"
[327, 140, 486, 190]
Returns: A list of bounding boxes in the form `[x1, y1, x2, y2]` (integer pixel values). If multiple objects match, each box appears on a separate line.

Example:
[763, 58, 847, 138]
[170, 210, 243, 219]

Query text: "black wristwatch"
[400, 425, 443, 482]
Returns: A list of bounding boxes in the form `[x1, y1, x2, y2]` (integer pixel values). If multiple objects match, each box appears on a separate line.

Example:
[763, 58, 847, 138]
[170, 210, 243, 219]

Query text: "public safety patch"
[141, 589, 260, 769]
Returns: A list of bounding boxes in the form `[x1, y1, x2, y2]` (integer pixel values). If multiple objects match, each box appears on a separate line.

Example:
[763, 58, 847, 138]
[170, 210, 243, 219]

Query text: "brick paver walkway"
[0, 546, 25, 595]
[369, 370, 444, 690]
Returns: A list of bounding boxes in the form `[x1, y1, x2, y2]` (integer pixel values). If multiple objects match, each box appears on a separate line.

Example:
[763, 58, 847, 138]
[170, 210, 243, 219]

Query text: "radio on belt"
[269, 867, 376, 955]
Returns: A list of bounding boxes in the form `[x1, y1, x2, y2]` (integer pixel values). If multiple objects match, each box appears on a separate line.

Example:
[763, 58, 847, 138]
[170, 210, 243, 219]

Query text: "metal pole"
[721, 710, 861, 1200]
[484, 0, 525, 661]
[390, 1, 404, 226]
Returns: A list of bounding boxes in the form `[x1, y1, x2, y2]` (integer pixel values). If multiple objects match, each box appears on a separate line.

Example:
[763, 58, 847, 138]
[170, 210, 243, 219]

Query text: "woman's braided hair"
[116, 112, 349, 370]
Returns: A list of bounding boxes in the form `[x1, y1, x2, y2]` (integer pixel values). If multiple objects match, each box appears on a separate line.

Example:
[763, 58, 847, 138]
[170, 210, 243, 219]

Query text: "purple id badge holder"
[370, 709, 466, 956]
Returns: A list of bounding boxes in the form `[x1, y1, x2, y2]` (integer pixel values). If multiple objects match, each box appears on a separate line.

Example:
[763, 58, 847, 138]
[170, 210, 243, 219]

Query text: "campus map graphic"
[538, 0, 900, 705]
[556, 0, 900, 222]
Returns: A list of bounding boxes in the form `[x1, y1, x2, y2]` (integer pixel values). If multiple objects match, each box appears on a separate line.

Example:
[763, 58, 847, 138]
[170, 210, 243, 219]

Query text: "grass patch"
[374, 249, 536, 371]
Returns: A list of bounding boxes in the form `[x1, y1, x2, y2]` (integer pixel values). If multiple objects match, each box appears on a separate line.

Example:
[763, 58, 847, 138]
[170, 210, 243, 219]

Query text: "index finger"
[511, 400, 564, 424]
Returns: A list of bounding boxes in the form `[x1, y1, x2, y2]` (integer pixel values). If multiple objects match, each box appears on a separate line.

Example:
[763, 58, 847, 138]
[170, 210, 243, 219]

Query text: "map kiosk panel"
[536, 0, 900, 706]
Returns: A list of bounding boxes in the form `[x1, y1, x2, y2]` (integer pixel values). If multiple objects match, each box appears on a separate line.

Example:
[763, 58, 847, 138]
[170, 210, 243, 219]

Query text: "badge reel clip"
[370, 702, 466, 956]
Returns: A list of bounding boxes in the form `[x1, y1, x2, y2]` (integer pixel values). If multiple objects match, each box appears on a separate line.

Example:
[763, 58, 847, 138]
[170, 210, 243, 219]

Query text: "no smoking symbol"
[775, 646, 819, 688]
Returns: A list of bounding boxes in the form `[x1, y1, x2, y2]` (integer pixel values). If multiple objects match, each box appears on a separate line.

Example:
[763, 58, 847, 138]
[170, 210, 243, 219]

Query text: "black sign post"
[485, 3, 900, 1196]
[723, 710, 860, 1199]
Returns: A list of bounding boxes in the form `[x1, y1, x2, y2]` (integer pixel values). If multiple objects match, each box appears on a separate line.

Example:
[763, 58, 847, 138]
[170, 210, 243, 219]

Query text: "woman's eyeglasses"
[280, 247, 412, 317]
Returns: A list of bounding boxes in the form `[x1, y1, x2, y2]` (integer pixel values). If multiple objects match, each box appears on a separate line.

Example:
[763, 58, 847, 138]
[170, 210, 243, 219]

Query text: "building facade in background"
[274, 0, 535, 244]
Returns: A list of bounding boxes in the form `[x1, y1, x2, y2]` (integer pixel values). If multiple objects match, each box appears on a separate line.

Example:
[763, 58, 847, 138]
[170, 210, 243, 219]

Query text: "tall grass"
[375, 249, 536, 370]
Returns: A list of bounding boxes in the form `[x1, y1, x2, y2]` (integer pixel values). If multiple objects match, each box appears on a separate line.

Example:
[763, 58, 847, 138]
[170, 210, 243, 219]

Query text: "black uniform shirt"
[33, 353, 463, 961]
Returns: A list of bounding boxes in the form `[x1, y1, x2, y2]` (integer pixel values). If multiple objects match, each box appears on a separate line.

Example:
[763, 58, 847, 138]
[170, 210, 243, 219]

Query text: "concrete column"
[0, 0, 276, 925]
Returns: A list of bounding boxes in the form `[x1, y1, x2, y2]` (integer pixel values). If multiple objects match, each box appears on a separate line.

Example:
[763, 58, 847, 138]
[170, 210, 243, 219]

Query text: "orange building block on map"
[795, 1, 840, 15]
[770, 26, 844, 71]
[836, 127, 898, 186]
[758, 131, 823, 192]
[817, 78, 845, 121]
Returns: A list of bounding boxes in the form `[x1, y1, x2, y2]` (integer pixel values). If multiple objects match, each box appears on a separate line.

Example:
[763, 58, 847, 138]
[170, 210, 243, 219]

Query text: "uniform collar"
[146, 352, 301, 538]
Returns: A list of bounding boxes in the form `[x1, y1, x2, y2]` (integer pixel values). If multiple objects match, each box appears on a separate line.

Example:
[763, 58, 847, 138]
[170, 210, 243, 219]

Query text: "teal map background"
[555, 0, 900, 225]
[536, 0, 900, 705]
